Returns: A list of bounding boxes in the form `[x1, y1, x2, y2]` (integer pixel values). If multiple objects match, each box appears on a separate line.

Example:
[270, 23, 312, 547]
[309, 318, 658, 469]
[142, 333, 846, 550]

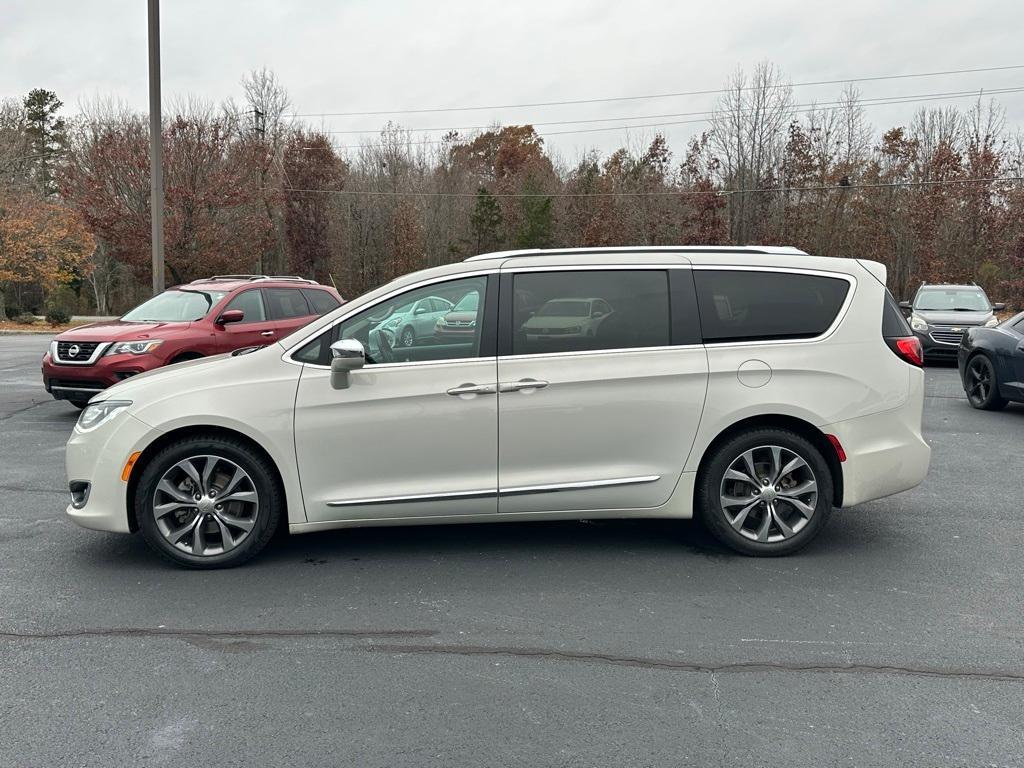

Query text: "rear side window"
[512, 270, 670, 355]
[265, 288, 312, 320]
[882, 290, 912, 337]
[223, 289, 266, 323]
[694, 270, 851, 343]
[302, 288, 341, 315]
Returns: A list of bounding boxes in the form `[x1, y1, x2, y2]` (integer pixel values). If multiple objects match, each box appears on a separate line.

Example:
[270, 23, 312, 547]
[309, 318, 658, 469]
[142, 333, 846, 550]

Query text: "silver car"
[370, 295, 453, 349]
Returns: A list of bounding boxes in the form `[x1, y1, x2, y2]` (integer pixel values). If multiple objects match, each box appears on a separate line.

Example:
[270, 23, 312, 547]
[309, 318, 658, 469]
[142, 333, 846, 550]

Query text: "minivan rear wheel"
[697, 428, 833, 556]
[135, 435, 282, 568]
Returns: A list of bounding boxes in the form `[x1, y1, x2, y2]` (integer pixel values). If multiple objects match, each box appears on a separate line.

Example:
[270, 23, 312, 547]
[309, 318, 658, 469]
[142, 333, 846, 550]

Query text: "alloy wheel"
[718, 445, 818, 543]
[966, 357, 992, 406]
[400, 327, 415, 347]
[152, 455, 260, 556]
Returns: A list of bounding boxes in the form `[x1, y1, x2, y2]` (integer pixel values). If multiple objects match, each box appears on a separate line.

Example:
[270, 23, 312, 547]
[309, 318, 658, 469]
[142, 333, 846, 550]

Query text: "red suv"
[42, 275, 343, 407]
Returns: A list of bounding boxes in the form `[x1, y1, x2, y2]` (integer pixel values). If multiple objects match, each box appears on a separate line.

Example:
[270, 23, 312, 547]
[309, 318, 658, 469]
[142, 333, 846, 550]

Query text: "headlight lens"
[984, 316, 1000, 327]
[910, 314, 928, 332]
[108, 340, 164, 356]
[76, 400, 132, 432]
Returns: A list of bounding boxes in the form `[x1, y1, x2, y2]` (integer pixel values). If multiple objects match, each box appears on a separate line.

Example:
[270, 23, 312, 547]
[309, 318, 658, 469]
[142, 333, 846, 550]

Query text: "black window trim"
[498, 265, 696, 358]
[691, 265, 857, 347]
[288, 272, 498, 369]
[301, 287, 342, 315]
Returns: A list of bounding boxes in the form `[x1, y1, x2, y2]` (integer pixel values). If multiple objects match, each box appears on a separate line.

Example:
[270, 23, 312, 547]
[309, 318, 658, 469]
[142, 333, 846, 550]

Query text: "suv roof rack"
[192, 275, 319, 285]
[463, 245, 809, 262]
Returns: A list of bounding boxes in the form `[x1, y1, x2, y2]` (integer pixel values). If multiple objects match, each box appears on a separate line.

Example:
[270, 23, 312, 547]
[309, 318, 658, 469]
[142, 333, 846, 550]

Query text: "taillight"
[884, 335, 923, 366]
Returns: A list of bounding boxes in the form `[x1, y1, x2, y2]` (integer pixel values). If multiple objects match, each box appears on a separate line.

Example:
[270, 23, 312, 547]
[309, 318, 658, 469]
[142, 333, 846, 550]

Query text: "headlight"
[910, 315, 928, 332]
[76, 400, 132, 432]
[984, 316, 1000, 327]
[108, 340, 164, 355]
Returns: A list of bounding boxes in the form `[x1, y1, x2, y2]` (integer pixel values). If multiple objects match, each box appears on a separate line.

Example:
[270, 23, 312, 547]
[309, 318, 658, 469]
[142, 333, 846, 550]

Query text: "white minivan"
[66, 246, 931, 568]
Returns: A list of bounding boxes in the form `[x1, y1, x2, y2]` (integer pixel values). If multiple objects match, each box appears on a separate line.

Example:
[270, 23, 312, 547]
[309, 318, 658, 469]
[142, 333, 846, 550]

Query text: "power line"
[322, 86, 1024, 136]
[287, 64, 1024, 118]
[332, 87, 1024, 150]
[277, 176, 1024, 199]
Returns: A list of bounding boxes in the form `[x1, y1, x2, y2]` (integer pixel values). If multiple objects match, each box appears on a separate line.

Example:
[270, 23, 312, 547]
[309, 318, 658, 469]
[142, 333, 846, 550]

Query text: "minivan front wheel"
[698, 429, 833, 556]
[135, 436, 282, 568]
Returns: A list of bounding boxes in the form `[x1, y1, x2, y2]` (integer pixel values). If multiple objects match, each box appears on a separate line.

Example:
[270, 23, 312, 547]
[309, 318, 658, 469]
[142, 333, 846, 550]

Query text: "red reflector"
[895, 336, 923, 367]
[826, 434, 847, 462]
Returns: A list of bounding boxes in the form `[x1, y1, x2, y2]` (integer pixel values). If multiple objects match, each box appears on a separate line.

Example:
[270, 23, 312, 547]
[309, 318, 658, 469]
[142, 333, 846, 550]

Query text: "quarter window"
[223, 289, 266, 323]
[511, 270, 670, 355]
[292, 276, 489, 366]
[301, 288, 341, 315]
[694, 270, 851, 343]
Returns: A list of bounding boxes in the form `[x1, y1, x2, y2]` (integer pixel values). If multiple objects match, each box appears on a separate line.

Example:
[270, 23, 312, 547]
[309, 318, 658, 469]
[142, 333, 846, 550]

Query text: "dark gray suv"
[900, 283, 1005, 362]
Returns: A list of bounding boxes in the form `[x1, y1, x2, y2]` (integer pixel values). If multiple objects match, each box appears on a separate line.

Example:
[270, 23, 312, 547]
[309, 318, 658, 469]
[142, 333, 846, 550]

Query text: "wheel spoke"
[741, 450, 758, 482]
[168, 515, 200, 545]
[218, 489, 257, 505]
[212, 515, 236, 551]
[154, 501, 191, 519]
[174, 459, 203, 493]
[157, 478, 193, 505]
[755, 505, 773, 542]
[215, 511, 255, 533]
[201, 456, 217, 495]
[776, 454, 806, 482]
[721, 493, 756, 508]
[782, 496, 815, 518]
[725, 467, 758, 486]
[778, 479, 817, 498]
[770, 504, 796, 538]
[191, 518, 207, 554]
[768, 447, 782, 482]
[729, 500, 761, 531]
[219, 467, 247, 498]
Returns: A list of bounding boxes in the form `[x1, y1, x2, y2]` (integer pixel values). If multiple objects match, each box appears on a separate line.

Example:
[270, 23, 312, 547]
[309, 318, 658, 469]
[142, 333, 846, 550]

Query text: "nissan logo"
[68, 344, 81, 357]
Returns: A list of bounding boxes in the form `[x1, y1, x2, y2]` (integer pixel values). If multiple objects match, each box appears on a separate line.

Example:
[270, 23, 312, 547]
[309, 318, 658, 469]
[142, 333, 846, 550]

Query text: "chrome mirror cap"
[329, 339, 365, 389]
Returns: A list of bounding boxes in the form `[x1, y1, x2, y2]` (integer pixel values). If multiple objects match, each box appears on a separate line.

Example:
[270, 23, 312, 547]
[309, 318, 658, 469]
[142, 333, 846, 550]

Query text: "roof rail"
[192, 274, 319, 285]
[464, 245, 808, 262]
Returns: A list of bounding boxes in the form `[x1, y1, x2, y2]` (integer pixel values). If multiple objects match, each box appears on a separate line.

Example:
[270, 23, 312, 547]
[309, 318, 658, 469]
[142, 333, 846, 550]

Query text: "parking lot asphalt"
[1, 333, 1023, 767]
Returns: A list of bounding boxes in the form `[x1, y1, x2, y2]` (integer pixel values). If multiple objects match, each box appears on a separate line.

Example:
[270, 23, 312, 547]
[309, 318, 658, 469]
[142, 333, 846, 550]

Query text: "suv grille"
[55, 341, 100, 363]
[930, 329, 964, 346]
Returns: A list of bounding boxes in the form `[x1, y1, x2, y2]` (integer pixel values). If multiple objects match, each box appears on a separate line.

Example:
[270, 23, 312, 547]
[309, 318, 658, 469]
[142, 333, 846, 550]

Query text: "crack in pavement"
[0, 627, 437, 641]
[0, 399, 50, 423]
[362, 643, 1024, 682]
[0, 485, 65, 495]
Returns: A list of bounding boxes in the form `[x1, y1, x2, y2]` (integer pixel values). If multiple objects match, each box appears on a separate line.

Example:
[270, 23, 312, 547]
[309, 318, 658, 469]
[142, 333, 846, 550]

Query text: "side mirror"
[217, 309, 244, 325]
[330, 339, 365, 389]
[992, 302, 1006, 312]
[591, 310, 604, 319]
[414, 306, 428, 315]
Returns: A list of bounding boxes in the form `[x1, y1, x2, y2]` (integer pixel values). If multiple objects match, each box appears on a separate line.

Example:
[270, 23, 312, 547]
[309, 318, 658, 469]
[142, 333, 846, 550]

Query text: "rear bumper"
[823, 368, 931, 507]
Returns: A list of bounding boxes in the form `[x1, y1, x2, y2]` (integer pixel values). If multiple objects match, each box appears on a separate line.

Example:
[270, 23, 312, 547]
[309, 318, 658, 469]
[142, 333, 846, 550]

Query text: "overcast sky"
[2, 0, 1023, 161]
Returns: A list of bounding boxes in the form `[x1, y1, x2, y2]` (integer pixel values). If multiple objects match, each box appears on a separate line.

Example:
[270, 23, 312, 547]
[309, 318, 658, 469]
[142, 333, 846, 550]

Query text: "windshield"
[914, 288, 990, 312]
[537, 300, 589, 317]
[121, 289, 227, 322]
[453, 292, 479, 312]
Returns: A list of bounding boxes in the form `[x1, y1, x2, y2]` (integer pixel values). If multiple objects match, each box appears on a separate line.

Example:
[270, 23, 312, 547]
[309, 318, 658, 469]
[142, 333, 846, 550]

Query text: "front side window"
[694, 270, 851, 343]
[293, 276, 488, 366]
[512, 270, 670, 356]
[121, 289, 227, 322]
[223, 289, 266, 323]
[914, 287, 990, 312]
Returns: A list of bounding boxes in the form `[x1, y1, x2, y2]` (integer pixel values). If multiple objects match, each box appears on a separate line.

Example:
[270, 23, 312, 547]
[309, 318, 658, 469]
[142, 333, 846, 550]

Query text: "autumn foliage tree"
[0, 192, 94, 318]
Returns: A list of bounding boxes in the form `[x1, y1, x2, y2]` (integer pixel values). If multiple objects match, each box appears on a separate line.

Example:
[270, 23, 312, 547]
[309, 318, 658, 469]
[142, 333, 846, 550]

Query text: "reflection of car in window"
[369, 295, 453, 349]
[520, 298, 613, 339]
[435, 290, 481, 341]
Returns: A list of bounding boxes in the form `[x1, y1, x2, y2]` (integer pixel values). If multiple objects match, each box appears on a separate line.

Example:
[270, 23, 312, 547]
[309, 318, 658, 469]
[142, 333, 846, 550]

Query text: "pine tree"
[514, 177, 554, 248]
[469, 187, 503, 253]
[23, 89, 67, 196]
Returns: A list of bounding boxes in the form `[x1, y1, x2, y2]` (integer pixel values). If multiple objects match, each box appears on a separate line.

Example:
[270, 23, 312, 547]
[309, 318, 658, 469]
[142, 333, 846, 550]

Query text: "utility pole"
[148, 0, 165, 295]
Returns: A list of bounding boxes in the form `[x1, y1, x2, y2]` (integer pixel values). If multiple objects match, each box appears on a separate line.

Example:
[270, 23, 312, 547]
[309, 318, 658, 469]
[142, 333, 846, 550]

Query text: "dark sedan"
[958, 311, 1024, 409]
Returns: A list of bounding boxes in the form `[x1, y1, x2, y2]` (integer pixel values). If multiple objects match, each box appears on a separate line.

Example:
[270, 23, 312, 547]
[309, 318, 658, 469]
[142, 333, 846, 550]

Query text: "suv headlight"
[76, 400, 132, 432]
[984, 316, 1000, 327]
[108, 340, 164, 355]
[910, 314, 928, 332]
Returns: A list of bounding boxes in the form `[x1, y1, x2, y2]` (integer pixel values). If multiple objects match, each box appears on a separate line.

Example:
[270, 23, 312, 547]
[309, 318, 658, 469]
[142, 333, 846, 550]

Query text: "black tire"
[135, 435, 283, 568]
[696, 428, 833, 557]
[963, 354, 1007, 411]
[400, 326, 415, 348]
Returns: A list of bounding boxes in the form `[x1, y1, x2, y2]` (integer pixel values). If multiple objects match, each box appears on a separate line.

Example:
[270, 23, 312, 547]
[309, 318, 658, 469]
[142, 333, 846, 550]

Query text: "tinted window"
[512, 271, 670, 355]
[265, 288, 312, 320]
[694, 270, 850, 343]
[301, 288, 341, 315]
[293, 276, 488, 365]
[223, 289, 266, 323]
[882, 290, 911, 337]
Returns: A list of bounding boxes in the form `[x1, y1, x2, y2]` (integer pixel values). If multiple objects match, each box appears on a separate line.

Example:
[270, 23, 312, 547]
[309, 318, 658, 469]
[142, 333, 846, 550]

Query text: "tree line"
[1, 62, 1022, 318]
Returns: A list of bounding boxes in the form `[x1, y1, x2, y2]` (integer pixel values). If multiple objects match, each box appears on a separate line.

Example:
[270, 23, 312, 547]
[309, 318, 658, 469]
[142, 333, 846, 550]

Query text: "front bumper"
[914, 329, 962, 360]
[43, 353, 154, 402]
[65, 412, 160, 533]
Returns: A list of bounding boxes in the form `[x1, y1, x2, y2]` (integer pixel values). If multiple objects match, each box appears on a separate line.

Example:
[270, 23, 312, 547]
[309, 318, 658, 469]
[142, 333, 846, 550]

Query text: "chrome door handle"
[446, 383, 497, 397]
[260, 331, 275, 337]
[499, 378, 549, 393]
